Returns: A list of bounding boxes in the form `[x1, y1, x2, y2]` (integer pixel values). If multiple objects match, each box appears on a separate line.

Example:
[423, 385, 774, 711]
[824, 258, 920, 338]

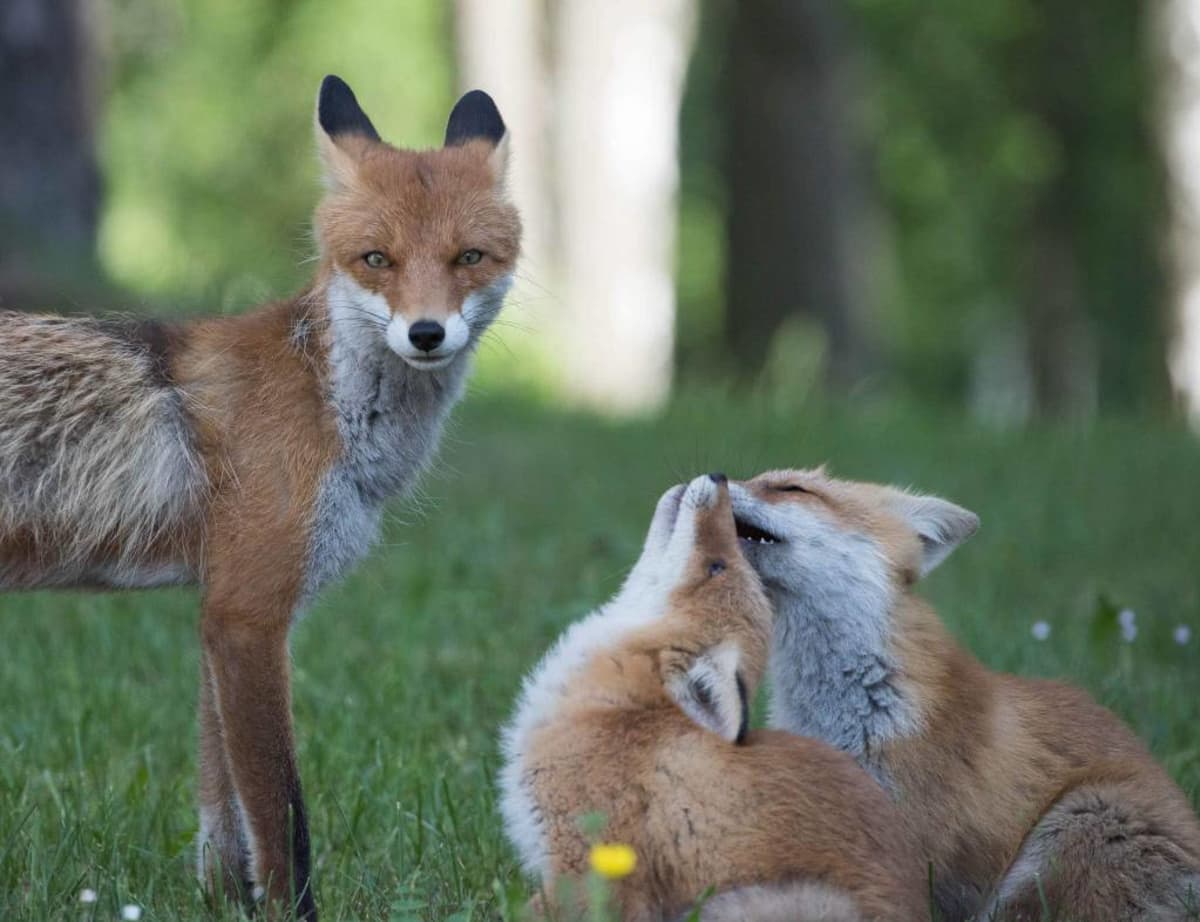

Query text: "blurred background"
[4, 0, 1200, 425]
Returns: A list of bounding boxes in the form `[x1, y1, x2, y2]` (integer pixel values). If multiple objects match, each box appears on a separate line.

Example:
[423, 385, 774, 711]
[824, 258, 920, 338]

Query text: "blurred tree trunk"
[1016, 0, 1169, 420]
[1021, 198, 1097, 420]
[552, 0, 696, 412]
[0, 0, 102, 308]
[455, 0, 695, 413]
[1155, 0, 1200, 425]
[723, 0, 873, 387]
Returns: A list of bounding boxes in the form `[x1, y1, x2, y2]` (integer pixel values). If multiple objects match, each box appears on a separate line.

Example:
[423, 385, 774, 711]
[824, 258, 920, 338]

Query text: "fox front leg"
[201, 608, 314, 920]
[198, 501, 317, 921]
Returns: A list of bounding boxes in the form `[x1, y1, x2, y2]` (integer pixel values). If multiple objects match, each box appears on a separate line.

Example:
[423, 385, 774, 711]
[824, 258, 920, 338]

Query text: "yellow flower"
[589, 843, 637, 880]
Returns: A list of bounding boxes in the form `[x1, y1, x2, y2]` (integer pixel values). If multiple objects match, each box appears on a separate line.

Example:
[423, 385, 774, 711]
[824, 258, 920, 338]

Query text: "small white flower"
[120, 904, 142, 921]
[79, 889, 97, 904]
[1121, 622, 1138, 643]
[252, 886, 265, 902]
[1032, 621, 1051, 641]
[1118, 608, 1137, 630]
[1175, 625, 1192, 646]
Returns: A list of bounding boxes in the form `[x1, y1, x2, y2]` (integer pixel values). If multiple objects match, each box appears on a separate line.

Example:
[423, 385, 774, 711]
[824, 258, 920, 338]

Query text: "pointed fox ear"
[445, 89, 509, 178]
[315, 75, 379, 190]
[665, 643, 749, 743]
[887, 491, 980, 577]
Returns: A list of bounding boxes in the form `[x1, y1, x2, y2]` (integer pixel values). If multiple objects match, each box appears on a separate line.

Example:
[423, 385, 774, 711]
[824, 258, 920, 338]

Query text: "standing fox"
[500, 474, 925, 922]
[729, 469, 1200, 921]
[0, 76, 520, 919]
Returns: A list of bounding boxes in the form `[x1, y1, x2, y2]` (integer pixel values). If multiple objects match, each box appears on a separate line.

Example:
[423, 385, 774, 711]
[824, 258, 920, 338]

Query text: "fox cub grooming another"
[501, 474, 924, 922]
[0, 77, 520, 919]
[730, 469, 1200, 922]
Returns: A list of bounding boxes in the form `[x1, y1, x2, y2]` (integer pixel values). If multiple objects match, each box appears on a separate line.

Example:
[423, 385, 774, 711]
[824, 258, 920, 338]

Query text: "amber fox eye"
[456, 249, 484, 266]
[363, 251, 390, 268]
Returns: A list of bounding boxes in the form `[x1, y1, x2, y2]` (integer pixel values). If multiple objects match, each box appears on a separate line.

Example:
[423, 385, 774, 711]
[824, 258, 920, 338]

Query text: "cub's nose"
[408, 320, 446, 353]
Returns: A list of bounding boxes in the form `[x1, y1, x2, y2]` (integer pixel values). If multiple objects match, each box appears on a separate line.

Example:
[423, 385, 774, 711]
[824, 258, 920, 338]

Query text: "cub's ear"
[665, 643, 749, 743]
[445, 89, 509, 177]
[315, 75, 379, 190]
[887, 490, 979, 577]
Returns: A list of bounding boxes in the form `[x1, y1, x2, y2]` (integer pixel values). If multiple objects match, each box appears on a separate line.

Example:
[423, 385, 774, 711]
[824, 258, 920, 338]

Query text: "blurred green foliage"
[855, 0, 1166, 409]
[677, 0, 1167, 409]
[99, 0, 453, 307]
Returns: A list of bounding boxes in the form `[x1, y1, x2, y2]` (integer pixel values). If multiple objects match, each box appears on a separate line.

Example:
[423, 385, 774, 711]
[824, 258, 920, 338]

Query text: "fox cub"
[0, 77, 520, 919]
[500, 474, 925, 922]
[730, 469, 1200, 922]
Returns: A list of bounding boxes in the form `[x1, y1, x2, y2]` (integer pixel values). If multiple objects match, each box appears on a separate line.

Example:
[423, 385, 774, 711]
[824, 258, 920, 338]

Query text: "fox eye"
[776, 484, 811, 494]
[708, 560, 726, 576]
[456, 249, 484, 266]
[363, 251, 390, 269]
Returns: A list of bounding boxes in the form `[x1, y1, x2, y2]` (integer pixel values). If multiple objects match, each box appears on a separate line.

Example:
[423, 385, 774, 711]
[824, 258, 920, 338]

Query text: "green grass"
[2, 392, 1199, 921]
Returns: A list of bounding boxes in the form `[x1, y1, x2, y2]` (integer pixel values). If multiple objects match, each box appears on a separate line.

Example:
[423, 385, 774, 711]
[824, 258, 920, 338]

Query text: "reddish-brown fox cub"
[729, 469, 1200, 922]
[500, 474, 925, 922]
[0, 76, 520, 919]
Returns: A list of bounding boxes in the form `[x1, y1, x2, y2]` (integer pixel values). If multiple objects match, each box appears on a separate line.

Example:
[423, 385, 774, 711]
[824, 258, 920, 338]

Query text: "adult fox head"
[314, 76, 521, 370]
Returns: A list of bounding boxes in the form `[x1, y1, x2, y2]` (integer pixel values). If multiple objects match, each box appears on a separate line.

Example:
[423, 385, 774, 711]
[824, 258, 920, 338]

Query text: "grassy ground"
[2, 392, 1199, 921]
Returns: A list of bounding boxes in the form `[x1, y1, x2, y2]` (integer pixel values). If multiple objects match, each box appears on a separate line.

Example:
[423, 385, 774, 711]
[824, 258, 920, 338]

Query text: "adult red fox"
[0, 76, 521, 919]
[730, 469, 1200, 921]
[500, 474, 925, 921]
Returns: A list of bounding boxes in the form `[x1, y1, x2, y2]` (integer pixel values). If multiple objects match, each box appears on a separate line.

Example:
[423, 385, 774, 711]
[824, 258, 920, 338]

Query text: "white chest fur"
[302, 273, 506, 601]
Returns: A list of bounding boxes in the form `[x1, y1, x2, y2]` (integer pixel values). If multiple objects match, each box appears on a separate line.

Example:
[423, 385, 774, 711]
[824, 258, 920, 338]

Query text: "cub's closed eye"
[363, 251, 390, 268]
[457, 249, 484, 266]
[775, 484, 811, 494]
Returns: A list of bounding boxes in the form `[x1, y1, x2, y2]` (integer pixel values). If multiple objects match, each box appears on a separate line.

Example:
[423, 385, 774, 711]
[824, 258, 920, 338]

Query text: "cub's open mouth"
[735, 518, 780, 545]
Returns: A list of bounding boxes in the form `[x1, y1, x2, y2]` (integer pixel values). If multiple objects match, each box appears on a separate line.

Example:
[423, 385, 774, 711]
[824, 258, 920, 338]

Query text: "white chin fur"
[399, 352, 457, 370]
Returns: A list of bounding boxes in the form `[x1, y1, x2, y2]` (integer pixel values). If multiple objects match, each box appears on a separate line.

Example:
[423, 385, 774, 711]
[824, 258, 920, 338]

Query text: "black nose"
[408, 320, 445, 353]
[708, 472, 728, 484]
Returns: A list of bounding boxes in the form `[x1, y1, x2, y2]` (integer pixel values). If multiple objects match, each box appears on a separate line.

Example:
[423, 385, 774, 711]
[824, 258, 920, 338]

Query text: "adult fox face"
[314, 76, 521, 370]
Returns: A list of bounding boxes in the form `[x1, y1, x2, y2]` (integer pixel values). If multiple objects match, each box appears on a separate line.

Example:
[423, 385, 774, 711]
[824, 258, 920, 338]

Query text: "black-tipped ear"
[445, 90, 505, 147]
[318, 75, 380, 142]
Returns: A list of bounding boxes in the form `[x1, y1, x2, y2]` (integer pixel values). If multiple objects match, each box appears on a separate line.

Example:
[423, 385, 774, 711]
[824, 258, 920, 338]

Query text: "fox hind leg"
[985, 783, 1200, 922]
